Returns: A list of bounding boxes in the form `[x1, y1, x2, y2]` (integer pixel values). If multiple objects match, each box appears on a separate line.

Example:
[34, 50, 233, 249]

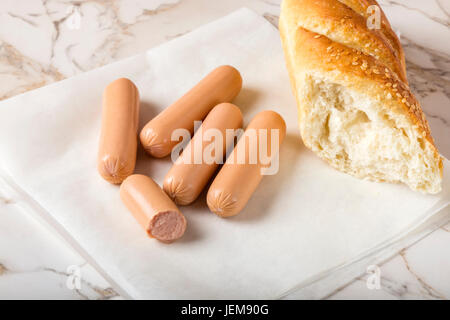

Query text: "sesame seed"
[314, 35, 321, 38]
[396, 93, 402, 98]
[352, 61, 358, 65]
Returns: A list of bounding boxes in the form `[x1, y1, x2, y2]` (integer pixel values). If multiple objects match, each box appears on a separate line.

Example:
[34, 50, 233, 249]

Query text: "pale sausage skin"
[207, 111, 286, 217]
[98, 78, 140, 184]
[120, 174, 187, 243]
[140, 65, 242, 158]
[163, 103, 243, 205]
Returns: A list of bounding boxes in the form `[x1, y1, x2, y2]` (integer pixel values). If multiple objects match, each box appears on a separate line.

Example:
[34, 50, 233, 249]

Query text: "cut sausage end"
[148, 210, 187, 242]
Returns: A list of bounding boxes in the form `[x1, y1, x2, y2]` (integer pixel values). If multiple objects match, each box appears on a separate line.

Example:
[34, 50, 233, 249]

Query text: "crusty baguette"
[279, 0, 442, 193]
[335, 0, 407, 82]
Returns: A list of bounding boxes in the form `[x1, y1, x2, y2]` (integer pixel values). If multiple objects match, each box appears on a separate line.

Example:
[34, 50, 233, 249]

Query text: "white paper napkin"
[0, 8, 448, 299]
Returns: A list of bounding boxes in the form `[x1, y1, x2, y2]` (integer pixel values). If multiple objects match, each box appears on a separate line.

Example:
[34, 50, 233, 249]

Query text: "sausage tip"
[217, 65, 243, 101]
[163, 176, 195, 206]
[98, 155, 131, 184]
[104, 77, 137, 92]
[206, 188, 239, 218]
[140, 128, 169, 158]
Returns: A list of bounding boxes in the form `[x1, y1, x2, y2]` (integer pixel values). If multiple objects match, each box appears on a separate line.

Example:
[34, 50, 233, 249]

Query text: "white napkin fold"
[0, 8, 448, 299]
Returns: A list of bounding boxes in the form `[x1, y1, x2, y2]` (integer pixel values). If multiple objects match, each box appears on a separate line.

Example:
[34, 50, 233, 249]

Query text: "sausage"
[140, 65, 242, 158]
[98, 78, 140, 184]
[207, 110, 286, 217]
[120, 174, 187, 243]
[163, 103, 243, 205]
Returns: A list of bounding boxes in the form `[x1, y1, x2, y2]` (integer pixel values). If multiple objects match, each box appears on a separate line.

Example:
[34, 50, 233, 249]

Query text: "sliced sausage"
[120, 174, 187, 243]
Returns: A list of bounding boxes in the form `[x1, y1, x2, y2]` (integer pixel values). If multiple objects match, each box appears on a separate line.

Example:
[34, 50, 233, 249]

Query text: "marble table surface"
[0, 0, 449, 299]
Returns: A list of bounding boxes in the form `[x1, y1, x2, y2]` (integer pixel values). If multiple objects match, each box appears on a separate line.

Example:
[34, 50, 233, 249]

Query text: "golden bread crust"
[279, 0, 443, 184]
[281, 0, 407, 83]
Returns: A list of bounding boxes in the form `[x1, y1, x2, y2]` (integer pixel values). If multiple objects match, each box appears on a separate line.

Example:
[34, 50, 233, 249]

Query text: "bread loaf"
[279, 0, 442, 193]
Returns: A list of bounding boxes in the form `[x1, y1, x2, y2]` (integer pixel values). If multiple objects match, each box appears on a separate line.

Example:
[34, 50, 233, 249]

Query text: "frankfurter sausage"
[98, 78, 140, 184]
[120, 174, 187, 243]
[140, 65, 242, 158]
[163, 103, 243, 205]
[207, 111, 286, 217]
